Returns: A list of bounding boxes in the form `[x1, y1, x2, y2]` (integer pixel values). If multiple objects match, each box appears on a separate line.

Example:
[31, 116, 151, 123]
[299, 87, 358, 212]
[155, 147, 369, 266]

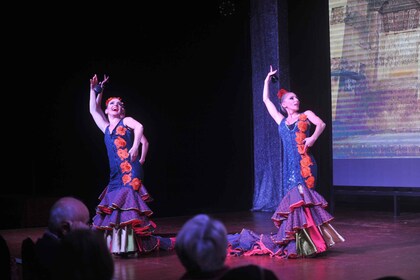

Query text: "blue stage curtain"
[250, 0, 290, 212]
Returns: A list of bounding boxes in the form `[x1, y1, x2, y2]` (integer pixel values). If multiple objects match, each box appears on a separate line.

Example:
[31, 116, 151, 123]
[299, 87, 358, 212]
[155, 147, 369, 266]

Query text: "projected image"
[329, 0, 420, 159]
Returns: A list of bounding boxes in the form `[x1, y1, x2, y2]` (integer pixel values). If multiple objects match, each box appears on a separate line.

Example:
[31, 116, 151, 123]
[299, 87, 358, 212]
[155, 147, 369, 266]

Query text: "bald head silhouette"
[48, 197, 90, 238]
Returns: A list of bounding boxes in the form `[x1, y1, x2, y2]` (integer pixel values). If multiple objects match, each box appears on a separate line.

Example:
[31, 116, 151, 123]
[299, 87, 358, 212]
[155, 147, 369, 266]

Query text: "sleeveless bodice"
[278, 114, 316, 192]
[104, 119, 144, 192]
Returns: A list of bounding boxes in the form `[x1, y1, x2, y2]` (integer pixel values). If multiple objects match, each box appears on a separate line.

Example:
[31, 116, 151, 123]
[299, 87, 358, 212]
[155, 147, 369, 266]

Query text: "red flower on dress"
[120, 161, 132, 173]
[295, 113, 315, 188]
[297, 121, 308, 132]
[295, 132, 306, 146]
[297, 145, 306, 155]
[116, 126, 127, 136]
[114, 137, 127, 149]
[130, 178, 142, 191]
[305, 176, 315, 189]
[122, 174, 131, 185]
[117, 148, 129, 160]
[298, 114, 307, 121]
[301, 165, 312, 178]
[300, 154, 313, 169]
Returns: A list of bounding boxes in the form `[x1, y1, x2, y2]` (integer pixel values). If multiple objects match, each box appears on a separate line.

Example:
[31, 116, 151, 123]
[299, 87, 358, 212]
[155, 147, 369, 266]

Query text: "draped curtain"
[250, 0, 290, 212]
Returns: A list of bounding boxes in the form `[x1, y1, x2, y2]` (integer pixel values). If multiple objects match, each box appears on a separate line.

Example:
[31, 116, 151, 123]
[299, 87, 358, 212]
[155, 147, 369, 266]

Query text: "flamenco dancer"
[228, 66, 345, 258]
[89, 74, 174, 256]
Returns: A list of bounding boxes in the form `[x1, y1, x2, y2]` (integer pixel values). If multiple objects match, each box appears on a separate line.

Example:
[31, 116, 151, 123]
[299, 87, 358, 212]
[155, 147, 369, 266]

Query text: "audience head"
[175, 214, 228, 275]
[220, 265, 278, 280]
[0, 234, 11, 280]
[53, 228, 114, 280]
[48, 196, 90, 238]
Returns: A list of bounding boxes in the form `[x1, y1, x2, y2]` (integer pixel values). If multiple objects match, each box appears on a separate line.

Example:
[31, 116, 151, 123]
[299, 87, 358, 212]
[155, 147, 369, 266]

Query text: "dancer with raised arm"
[228, 66, 345, 258]
[89, 74, 174, 257]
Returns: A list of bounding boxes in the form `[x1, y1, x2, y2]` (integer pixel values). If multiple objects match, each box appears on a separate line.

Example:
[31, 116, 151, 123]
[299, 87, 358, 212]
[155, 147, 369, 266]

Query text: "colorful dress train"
[92, 119, 174, 255]
[227, 114, 344, 258]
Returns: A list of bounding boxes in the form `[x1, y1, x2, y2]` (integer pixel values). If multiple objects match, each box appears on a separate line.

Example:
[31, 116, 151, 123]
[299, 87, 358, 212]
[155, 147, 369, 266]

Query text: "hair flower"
[105, 96, 123, 106]
[277, 88, 289, 100]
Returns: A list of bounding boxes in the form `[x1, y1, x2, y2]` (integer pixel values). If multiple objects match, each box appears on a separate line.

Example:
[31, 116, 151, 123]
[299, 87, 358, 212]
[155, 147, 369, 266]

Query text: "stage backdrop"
[329, 0, 420, 188]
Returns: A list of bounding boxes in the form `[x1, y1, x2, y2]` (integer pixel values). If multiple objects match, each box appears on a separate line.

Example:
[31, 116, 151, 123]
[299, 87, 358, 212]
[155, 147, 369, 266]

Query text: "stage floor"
[2, 206, 420, 280]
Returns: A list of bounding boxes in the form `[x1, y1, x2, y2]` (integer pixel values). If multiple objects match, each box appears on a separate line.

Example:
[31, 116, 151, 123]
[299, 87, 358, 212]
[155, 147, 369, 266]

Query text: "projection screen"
[328, 0, 420, 188]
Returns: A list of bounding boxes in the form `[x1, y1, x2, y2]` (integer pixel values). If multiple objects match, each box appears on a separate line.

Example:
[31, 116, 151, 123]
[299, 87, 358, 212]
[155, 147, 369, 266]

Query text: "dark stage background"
[16, 1, 255, 228]
[8, 0, 340, 229]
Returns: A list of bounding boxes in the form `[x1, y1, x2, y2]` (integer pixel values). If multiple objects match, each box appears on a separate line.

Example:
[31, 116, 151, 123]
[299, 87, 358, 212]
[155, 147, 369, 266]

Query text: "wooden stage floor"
[2, 206, 420, 280]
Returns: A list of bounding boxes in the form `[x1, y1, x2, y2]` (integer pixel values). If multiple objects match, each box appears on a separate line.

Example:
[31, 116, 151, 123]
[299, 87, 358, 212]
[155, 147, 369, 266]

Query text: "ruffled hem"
[227, 223, 344, 258]
[99, 225, 175, 255]
[92, 186, 154, 231]
[271, 185, 333, 228]
[227, 186, 344, 258]
[93, 185, 176, 255]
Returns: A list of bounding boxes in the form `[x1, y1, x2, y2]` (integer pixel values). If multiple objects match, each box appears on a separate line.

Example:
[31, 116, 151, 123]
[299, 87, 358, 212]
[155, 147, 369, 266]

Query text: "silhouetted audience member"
[34, 196, 90, 280]
[51, 229, 114, 280]
[0, 234, 12, 280]
[220, 265, 278, 280]
[21, 237, 37, 280]
[175, 214, 229, 280]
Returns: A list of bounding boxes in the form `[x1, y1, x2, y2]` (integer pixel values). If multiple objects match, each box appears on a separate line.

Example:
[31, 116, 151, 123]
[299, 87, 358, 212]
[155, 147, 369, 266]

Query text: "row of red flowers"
[295, 114, 315, 188]
[115, 125, 142, 191]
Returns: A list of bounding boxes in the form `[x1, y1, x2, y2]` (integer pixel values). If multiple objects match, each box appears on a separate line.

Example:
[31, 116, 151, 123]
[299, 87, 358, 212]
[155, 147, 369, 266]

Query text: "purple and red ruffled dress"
[227, 114, 344, 258]
[92, 119, 174, 255]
